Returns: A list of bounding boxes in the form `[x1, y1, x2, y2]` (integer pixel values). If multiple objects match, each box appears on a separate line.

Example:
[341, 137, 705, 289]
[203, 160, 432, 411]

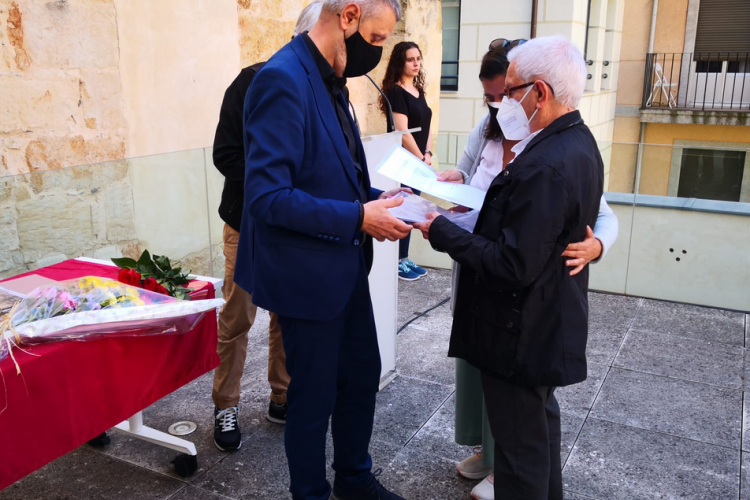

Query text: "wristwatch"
[424, 150, 433, 157]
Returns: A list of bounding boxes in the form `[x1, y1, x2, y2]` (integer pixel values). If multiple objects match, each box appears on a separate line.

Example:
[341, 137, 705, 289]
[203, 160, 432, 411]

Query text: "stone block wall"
[0, 0, 127, 177]
[0, 0, 442, 280]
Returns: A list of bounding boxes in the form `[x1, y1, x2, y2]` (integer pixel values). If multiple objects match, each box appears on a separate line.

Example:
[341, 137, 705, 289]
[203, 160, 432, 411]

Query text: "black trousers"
[480, 372, 563, 500]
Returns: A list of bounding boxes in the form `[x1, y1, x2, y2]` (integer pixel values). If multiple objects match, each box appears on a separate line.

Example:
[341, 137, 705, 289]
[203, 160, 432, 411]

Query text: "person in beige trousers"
[209, 1, 324, 453]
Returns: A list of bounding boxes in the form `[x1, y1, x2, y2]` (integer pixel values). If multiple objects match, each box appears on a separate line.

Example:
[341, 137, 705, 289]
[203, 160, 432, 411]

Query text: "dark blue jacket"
[234, 35, 379, 322]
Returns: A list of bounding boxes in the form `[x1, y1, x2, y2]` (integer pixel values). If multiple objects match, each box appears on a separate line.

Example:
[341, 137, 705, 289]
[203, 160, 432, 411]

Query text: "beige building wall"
[114, 0, 241, 159]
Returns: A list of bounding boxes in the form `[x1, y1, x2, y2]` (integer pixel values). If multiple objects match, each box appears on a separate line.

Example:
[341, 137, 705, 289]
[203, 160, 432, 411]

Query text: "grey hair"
[507, 36, 587, 109]
[293, 2, 323, 37]
[321, 0, 402, 22]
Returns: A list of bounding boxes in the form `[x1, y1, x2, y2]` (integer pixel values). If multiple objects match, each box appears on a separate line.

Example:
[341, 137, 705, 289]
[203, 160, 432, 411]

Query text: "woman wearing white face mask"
[437, 41, 619, 500]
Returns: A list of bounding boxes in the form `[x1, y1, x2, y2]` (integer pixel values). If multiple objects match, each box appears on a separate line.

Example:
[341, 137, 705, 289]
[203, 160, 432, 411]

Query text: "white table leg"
[114, 411, 197, 456]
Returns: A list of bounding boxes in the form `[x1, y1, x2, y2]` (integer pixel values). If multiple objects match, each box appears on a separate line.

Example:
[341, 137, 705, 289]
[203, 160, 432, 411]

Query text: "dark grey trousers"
[480, 372, 563, 500]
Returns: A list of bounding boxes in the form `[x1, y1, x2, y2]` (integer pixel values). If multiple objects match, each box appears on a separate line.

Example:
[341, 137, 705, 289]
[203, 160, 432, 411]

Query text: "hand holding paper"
[362, 197, 413, 242]
[376, 146, 486, 210]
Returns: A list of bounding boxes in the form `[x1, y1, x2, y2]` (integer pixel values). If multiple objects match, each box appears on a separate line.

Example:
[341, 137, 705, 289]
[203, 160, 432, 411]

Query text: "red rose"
[118, 268, 142, 287]
[142, 278, 169, 296]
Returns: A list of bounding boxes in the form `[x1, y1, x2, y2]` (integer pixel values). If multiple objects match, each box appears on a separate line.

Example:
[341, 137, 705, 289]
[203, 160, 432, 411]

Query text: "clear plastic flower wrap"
[1, 276, 224, 362]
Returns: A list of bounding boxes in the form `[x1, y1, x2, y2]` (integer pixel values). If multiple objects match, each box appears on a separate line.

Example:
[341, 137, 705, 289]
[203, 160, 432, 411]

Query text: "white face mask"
[495, 85, 538, 141]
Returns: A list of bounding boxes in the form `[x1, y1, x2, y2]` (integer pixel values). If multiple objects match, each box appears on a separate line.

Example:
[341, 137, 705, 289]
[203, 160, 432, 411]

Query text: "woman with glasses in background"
[438, 39, 619, 500]
[380, 41, 433, 281]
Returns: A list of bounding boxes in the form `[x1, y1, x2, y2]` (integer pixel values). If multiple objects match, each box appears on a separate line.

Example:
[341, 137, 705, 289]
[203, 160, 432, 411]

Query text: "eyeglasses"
[488, 38, 528, 52]
[504, 80, 556, 98]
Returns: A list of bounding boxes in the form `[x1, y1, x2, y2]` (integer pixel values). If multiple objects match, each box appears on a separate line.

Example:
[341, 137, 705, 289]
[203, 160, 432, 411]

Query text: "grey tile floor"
[2, 269, 748, 500]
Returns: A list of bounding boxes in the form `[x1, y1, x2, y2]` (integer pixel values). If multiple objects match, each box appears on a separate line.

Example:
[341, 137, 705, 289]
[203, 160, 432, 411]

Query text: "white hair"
[294, 2, 323, 37]
[507, 36, 586, 109]
[322, 0, 402, 22]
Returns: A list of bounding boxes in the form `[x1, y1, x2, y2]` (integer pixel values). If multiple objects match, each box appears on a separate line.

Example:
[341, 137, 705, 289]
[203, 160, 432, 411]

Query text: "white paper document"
[376, 145, 486, 210]
[387, 193, 480, 232]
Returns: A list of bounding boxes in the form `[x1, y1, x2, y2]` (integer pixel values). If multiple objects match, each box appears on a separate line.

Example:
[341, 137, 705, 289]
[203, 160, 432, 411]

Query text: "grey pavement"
[2, 269, 748, 500]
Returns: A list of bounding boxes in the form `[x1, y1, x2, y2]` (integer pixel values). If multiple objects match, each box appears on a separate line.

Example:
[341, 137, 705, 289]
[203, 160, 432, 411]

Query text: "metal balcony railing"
[642, 52, 750, 111]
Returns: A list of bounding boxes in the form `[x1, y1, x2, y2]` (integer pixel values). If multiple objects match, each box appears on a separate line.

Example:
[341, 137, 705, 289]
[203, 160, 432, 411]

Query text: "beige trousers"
[211, 224, 290, 409]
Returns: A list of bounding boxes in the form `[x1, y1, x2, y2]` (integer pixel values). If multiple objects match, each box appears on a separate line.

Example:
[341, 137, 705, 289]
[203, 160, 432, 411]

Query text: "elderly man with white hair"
[415, 36, 603, 500]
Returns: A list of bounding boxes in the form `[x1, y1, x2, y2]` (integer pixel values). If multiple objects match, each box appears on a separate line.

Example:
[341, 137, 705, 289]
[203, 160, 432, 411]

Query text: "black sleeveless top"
[386, 85, 433, 154]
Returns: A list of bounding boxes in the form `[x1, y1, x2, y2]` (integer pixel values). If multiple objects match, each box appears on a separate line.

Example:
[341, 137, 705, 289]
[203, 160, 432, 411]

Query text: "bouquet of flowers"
[112, 250, 194, 300]
[1, 276, 224, 364]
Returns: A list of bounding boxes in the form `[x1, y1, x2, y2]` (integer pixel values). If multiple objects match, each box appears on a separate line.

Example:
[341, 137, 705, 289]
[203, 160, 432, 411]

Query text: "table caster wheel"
[87, 432, 111, 448]
[171, 453, 198, 477]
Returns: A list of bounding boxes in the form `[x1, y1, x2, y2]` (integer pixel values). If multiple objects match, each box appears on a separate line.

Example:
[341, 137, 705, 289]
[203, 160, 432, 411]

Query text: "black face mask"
[488, 105, 500, 120]
[343, 24, 383, 78]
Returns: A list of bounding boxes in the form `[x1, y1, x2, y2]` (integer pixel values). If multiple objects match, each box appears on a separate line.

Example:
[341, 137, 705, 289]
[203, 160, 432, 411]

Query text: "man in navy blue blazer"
[234, 1, 411, 499]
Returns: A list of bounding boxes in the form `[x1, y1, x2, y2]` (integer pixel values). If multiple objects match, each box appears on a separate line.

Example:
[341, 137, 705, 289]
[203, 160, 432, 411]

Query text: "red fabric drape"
[0, 260, 220, 490]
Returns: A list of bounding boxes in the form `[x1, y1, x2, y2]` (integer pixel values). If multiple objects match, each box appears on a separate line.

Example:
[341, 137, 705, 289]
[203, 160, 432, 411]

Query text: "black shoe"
[267, 401, 287, 424]
[331, 469, 405, 500]
[214, 406, 241, 451]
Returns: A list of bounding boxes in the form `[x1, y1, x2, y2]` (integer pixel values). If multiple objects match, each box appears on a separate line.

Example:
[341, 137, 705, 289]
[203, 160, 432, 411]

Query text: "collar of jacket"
[288, 34, 363, 195]
[522, 110, 584, 155]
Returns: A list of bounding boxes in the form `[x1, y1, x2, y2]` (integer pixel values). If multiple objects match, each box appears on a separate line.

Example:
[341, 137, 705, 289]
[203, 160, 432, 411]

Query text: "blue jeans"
[277, 254, 381, 500]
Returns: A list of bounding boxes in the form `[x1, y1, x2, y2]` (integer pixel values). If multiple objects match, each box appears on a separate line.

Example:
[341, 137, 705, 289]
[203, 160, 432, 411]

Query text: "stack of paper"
[376, 145, 486, 210]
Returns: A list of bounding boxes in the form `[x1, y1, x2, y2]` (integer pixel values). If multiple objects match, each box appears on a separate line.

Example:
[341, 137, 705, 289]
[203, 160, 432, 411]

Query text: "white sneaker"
[470, 474, 494, 500]
[456, 447, 493, 480]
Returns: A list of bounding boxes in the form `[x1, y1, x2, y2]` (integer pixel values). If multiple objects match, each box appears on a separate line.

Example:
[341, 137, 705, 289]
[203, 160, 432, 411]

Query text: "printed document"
[376, 145, 486, 210]
[386, 192, 480, 233]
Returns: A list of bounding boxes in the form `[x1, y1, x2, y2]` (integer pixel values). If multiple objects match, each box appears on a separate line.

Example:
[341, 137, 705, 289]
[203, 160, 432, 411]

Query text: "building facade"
[611, 0, 750, 201]
[436, 0, 626, 192]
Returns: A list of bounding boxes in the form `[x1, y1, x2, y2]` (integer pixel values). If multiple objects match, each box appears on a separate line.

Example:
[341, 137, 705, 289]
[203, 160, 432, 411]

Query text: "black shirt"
[302, 33, 365, 200]
[386, 85, 433, 154]
[213, 62, 264, 232]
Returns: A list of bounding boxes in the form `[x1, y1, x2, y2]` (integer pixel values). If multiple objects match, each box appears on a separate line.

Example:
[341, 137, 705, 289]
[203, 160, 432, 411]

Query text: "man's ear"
[340, 3, 361, 30]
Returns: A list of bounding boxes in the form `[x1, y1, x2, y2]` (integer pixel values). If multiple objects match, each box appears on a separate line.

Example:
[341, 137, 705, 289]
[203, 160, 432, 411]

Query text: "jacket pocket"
[465, 294, 522, 377]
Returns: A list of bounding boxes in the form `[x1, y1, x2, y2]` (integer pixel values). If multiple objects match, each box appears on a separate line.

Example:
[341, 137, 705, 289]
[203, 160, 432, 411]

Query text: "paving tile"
[588, 293, 641, 328]
[167, 485, 233, 500]
[396, 303, 455, 386]
[563, 419, 740, 500]
[193, 424, 402, 500]
[99, 367, 273, 482]
[742, 453, 750, 500]
[591, 368, 742, 449]
[614, 330, 744, 389]
[744, 393, 750, 452]
[560, 411, 585, 465]
[556, 363, 609, 418]
[586, 319, 628, 366]
[0, 446, 184, 500]
[564, 492, 603, 500]
[631, 298, 745, 346]
[403, 393, 470, 464]
[383, 444, 478, 500]
[397, 269, 452, 328]
[191, 425, 290, 499]
[373, 375, 454, 447]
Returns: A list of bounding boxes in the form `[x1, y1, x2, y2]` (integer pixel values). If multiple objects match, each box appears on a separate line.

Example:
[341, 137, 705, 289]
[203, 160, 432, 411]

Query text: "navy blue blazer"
[234, 35, 380, 322]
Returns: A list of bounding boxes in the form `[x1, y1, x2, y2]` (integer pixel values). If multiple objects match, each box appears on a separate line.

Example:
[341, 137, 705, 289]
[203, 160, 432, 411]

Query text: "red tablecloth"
[0, 259, 220, 490]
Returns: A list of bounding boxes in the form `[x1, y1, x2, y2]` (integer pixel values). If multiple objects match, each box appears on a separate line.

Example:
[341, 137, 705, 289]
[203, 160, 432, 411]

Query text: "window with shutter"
[694, 0, 750, 58]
